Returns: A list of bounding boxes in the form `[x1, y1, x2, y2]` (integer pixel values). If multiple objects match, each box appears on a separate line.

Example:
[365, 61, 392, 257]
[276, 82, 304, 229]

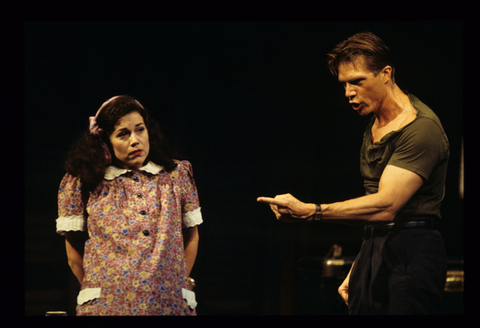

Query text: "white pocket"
[181, 288, 197, 309]
[77, 287, 101, 305]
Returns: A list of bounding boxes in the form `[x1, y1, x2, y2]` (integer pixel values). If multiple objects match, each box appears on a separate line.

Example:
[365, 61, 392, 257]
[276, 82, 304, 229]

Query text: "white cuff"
[183, 207, 203, 228]
[56, 216, 85, 235]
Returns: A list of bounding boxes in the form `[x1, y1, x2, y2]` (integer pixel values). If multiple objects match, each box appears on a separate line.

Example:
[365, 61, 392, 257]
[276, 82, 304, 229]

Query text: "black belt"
[363, 217, 437, 239]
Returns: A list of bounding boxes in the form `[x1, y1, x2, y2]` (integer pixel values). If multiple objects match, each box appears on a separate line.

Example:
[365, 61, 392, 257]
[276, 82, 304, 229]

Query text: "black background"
[25, 21, 463, 315]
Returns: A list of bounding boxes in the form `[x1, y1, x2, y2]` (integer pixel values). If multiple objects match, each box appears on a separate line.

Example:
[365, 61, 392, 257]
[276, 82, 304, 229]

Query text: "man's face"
[337, 56, 387, 116]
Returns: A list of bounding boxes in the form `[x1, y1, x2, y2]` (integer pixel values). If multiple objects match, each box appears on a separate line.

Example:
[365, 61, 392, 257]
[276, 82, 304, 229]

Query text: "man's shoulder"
[409, 93, 447, 135]
[409, 94, 440, 121]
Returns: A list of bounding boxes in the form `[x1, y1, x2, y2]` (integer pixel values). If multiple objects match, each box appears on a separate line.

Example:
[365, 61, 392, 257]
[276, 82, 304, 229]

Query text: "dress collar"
[104, 161, 164, 180]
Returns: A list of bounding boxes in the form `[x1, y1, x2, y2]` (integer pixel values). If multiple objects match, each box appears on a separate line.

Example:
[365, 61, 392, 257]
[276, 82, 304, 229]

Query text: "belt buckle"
[363, 223, 394, 239]
[362, 225, 372, 239]
[372, 223, 395, 236]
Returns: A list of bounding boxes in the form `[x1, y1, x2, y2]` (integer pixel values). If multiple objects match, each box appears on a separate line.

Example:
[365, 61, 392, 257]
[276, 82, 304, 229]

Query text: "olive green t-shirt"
[359, 93, 449, 219]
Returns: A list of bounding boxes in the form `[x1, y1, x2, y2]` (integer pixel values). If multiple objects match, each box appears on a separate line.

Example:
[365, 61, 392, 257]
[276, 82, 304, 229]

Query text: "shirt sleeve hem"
[387, 161, 429, 181]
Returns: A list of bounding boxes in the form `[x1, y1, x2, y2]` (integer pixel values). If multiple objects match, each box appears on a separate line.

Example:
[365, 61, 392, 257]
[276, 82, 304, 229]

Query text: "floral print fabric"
[57, 160, 202, 315]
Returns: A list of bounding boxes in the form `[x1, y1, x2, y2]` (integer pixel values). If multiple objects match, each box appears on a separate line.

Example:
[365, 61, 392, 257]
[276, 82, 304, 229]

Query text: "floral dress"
[56, 160, 202, 316]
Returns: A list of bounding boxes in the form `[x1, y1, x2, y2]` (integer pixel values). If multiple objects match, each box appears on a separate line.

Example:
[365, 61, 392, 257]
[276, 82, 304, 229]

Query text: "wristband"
[314, 204, 322, 221]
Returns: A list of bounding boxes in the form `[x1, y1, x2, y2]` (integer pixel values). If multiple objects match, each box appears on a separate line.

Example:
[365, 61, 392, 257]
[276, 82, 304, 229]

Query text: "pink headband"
[89, 108, 103, 137]
[89, 101, 113, 165]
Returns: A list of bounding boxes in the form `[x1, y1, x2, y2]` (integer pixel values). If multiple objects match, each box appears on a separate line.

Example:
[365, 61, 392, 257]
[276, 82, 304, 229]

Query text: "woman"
[56, 95, 202, 315]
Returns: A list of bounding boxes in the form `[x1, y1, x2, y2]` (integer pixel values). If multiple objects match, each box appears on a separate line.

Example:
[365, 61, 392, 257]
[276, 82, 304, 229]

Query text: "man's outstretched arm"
[257, 164, 423, 223]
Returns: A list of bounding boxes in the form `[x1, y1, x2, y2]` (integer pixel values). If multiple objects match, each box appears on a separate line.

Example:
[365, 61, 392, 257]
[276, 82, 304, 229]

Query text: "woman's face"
[109, 112, 150, 170]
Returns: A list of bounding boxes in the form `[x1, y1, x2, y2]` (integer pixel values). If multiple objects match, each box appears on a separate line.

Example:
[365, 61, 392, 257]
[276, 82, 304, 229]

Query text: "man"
[257, 32, 449, 315]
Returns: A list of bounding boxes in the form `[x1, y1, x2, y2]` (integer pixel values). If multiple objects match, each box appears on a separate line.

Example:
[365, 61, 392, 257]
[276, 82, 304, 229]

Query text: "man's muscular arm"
[257, 164, 423, 223]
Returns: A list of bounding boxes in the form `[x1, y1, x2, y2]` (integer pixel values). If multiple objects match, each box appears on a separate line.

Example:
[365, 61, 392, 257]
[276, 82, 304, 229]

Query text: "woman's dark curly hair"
[63, 95, 177, 197]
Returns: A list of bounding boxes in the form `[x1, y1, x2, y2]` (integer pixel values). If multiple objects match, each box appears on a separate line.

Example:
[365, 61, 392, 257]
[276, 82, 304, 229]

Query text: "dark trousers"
[348, 228, 447, 315]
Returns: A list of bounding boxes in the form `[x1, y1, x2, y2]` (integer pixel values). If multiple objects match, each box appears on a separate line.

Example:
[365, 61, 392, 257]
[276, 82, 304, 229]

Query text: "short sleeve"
[388, 118, 449, 181]
[56, 173, 86, 235]
[177, 161, 202, 228]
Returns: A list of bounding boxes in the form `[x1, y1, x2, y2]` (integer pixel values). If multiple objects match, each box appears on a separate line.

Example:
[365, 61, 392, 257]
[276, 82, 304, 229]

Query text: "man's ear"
[382, 65, 393, 84]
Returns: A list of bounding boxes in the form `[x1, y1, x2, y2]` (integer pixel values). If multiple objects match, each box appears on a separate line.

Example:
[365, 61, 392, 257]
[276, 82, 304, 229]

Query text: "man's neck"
[374, 85, 413, 127]
[370, 85, 418, 143]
